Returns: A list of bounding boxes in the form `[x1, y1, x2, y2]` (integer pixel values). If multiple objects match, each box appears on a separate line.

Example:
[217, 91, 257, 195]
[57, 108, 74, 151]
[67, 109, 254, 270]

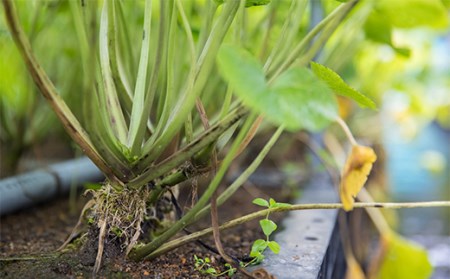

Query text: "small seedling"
[193, 255, 236, 277]
[247, 198, 290, 265]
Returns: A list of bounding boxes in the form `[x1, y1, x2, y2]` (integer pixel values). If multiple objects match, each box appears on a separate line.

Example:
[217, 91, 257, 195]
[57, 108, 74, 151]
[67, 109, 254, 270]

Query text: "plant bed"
[0, 175, 295, 278]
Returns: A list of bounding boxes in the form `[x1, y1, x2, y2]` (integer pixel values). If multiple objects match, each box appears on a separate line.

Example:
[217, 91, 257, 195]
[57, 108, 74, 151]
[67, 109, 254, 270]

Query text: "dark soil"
[0, 182, 292, 278]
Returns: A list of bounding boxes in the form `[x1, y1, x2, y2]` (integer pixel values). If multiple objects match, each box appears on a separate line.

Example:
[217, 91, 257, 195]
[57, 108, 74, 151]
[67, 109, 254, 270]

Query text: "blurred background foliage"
[0, 0, 85, 176]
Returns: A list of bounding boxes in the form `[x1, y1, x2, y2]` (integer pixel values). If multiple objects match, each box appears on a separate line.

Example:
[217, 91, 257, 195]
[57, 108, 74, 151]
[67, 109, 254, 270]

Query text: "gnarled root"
[87, 182, 151, 273]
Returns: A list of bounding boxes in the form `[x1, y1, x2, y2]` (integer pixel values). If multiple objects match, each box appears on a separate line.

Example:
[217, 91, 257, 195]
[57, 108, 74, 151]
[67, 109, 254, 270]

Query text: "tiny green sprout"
[224, 263, 236, 276]
[247, 198, 290, 266]
[193, 255, 237, 277]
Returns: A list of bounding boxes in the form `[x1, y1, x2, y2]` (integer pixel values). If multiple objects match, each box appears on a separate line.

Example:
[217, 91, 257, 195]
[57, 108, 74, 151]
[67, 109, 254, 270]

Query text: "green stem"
[127, 0, 153, 154]
[147, 200, 450, 259]
[263, 0, 308, 71]
[127, 106, 247, 188]
[99, 0, 128, 143]
[268, 0, 357, 80]
[116, 0, 137, 83]
[153, 1, 177, 140]
[138, 0, 240, 169]
[193, 126, 284, 222]
[129, 113, 256, 260]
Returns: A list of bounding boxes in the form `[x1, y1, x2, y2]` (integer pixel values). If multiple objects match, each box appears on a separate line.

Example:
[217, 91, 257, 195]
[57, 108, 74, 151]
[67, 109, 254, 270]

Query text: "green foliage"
[0, 41, 31, 114]
[0, 0, 83, 176]
[377, 0, 448, 29]
[377, 235, 433, 279]
[311, 62, 376, 109]
[248, 198, 290, 265]
[259, 219, 277, 236]
[363, 10, 392, 46]
[193, 255, 236, 277]
[363, 0, 448, 57]
[217, 45, 338, 132]
[267, 241, 280, 254]
[252, 198, 270, 207]
[363, 10, 411, 57]
[249, 239, 267, 264]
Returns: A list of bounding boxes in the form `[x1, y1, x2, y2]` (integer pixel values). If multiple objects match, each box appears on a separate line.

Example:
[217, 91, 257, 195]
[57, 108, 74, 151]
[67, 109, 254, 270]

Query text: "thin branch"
[336, 117, 358, 146]
[146, 200, 450, 259]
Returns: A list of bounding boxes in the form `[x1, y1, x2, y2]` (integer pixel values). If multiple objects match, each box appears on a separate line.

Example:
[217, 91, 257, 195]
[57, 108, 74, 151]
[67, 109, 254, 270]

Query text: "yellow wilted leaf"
[340, 145, 377, 211]
[345, 257, 366, 279]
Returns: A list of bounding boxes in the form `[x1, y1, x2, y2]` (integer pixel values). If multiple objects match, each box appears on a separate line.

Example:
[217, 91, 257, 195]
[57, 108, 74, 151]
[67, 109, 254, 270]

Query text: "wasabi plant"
[3, 0, 448, 277]
[0, 0, 379, 272]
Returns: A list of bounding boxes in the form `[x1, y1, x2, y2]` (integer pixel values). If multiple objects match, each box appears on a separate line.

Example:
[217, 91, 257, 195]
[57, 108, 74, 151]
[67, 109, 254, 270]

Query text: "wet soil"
[0, 183, 292, 278]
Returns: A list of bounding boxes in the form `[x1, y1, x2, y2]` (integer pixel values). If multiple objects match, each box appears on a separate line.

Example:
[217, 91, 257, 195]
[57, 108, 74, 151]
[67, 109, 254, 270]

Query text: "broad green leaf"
[377, 234, 433, 279]
[340, 145, 377, 211]
[260, 219, 277, 236]
[218, 45, 338, 132]
[268, 67, 338, 132]
[267, 241, 281, 254]
[311, 62, 376, 109]
[378, 0, 449, 29]
[217, 45, 267, 100]
[253, 198, 270, 207]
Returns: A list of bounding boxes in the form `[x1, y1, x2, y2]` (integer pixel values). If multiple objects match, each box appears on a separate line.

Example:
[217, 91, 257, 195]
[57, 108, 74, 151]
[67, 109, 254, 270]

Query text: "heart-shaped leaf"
[217, 45, 338, 132]
[251, 239, 268, 254]
[260, 219, 277, 236]
[267, 241, 281, 254]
